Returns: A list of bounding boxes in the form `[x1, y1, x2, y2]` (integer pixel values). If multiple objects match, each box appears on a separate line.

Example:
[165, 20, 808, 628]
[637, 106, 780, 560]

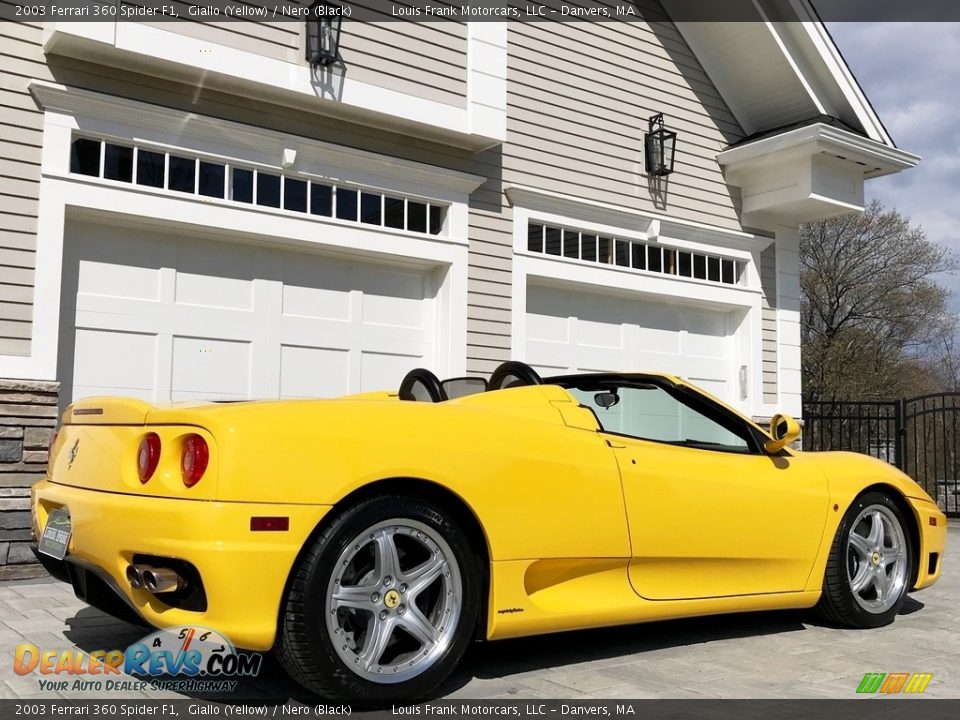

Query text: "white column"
[774, 225, 803, 417]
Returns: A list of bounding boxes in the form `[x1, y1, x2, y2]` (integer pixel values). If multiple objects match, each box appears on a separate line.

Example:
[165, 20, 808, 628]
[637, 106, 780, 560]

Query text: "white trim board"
[503, 184, 771, 254]
[718, 122, 920, 179]
[29, 81, 486, 199]
[42, 22, 507, 151]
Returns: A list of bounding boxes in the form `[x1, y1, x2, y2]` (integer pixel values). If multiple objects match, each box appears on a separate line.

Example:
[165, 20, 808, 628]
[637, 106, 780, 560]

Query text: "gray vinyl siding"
[504, 4, 745, 230]
[149, 4, 469, 108]
[142, 1, 302, 62]
[338, 19, 468, 108]
[0, 19, 42, 356]
[760, 244, 779, 403]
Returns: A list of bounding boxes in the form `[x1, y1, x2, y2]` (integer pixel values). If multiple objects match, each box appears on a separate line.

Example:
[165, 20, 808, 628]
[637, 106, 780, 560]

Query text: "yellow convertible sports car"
[32, 361, 946, 700]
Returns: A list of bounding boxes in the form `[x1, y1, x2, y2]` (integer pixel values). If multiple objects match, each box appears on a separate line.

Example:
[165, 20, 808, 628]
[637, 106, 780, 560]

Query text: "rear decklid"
[51, 397, 218, 500]
[62, 396, 154, 425]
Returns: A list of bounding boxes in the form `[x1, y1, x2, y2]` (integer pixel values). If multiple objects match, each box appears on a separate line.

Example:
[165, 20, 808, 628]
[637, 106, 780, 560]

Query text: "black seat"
[398, 368, 448, 403]
[488, 361, 543, 391]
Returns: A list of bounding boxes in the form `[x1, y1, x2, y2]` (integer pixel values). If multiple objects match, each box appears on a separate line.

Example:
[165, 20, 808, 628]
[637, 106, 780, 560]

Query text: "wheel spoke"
[399, 605, 440, 647]
[331, 584, 376, 613]
[373, 530, 401, 585]
[850, 562, 871, 594]
[867, 511, 885, 547]
[403, 553, 446, 598]
[848, 532, 871, 558]
[358, 616, 396, 672]
[872, 569, 888, 603]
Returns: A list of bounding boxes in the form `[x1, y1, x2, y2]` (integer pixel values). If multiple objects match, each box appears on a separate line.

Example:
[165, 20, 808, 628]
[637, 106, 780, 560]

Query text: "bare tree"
[800, 201, 957, 402]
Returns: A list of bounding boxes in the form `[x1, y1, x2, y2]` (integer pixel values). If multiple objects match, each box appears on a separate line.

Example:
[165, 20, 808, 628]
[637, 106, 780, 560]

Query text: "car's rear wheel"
[277, 495, 480, 701]
[816, 490, 913, 628]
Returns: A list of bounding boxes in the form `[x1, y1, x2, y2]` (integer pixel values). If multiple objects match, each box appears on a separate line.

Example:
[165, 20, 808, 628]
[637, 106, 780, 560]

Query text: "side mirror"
[764, 413, 801, 454]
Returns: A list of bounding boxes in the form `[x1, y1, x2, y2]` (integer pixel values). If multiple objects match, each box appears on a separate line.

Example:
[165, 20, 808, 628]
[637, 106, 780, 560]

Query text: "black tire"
[816, 490, 913, 628]
[276, 494, 481, 702]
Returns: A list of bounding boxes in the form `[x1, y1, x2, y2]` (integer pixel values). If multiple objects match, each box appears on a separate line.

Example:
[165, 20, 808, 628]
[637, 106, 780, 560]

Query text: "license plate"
[38, 508, 71, 560]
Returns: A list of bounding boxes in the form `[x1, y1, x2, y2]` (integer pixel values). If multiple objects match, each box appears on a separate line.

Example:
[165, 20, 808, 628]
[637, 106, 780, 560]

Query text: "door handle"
[606, 439, 627, 449]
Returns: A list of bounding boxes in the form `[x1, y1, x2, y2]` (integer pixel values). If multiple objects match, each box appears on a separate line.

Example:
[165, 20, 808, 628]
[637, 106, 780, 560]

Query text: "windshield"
[563, 380, 754, 454]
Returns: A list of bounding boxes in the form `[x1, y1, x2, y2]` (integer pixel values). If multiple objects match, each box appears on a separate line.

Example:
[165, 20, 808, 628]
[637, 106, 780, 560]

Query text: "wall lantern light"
[644, 113, 677, 177]
[306, 0, 343, 66]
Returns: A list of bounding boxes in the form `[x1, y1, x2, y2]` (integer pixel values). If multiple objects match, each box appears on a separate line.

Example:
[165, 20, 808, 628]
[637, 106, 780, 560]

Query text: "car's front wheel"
[816, 490, 913, 628]
[277, 495, 480, 701]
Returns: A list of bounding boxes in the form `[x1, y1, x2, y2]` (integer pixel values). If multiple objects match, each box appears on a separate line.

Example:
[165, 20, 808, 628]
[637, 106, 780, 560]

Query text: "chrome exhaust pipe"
[126, 564, 149, 589]
[142, 567, 185, 594]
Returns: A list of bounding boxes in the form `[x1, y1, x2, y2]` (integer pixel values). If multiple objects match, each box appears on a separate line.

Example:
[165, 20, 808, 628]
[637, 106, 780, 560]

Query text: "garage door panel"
[279, 345, 350, 399]
[77, 258, 161, 302]
[360, 266, 429, 300]
[73, 328, 158, 400]
[526, 285, 567, 316]
[577, 319, 625, 350]
[688, 378, 727, 400]
[281, 283, 353, 321]
[574, 345, 632, 372]
[65, 223, 437, 404]
[362, 291, 425, 330]
[174, 272, 254, 311]
[172, 238, 258, 278]
[530, 362, 568, 377]
[360, 351, 423, 393]
[170, 336, 252, 401]
[635, 308, 681, 353]
[281, 254, 360, 295]
[681, 313, 728, 359]
[526, 312, 569, 342]
[525, 284, 734, 401]
[76, 296, 258, 338]
[526, 338, 574, 370]
[275, 316, 427, 350]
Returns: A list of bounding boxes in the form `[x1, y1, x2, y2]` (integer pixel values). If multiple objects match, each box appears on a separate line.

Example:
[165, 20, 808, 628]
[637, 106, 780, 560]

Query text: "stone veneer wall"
[0, 379, 58, 579]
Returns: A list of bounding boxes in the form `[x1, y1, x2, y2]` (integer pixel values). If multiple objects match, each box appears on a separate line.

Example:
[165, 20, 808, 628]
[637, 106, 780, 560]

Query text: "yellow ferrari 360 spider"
[32, 361, 946, 700]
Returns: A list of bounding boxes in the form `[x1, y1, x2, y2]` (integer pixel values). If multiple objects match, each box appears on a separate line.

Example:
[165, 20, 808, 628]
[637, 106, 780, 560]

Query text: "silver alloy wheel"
[325, 518, 462, 684]
[846, 504, 908, 614]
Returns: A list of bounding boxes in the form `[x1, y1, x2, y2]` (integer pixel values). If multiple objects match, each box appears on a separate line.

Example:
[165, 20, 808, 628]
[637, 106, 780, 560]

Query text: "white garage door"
[61, 223, 437, 403]
[525, 284, 736, 401]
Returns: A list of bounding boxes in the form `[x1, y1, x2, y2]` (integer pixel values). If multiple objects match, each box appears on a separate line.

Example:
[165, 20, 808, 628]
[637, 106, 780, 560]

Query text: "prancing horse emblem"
[67, 439, 79, 469]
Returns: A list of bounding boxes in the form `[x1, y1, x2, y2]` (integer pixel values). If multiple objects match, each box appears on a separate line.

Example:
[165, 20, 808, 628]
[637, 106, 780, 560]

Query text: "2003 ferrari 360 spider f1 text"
[31, 361, 946, 700]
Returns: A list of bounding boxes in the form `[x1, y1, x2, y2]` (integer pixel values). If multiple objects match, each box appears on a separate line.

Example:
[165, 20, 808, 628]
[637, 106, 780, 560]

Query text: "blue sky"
[827, 23, 960, 302]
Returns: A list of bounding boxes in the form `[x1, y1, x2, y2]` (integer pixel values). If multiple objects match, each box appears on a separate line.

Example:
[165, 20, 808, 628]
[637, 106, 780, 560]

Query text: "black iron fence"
[804, 393, 960, 516]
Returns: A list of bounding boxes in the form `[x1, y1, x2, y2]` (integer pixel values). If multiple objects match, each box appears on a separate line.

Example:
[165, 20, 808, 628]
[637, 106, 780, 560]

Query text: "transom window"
[527, 221, 742, 286]
[566, 381, 754, 454]
[69, 136, 447, 236]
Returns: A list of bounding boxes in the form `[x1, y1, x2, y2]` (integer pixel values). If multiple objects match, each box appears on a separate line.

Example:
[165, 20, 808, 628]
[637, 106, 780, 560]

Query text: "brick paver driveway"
[2, 523, 957, 701]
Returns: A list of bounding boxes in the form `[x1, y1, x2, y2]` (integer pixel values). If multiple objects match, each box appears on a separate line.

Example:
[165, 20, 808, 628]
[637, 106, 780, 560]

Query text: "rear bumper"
[908, 496, 947, 590]
[32, 479, 331, 650]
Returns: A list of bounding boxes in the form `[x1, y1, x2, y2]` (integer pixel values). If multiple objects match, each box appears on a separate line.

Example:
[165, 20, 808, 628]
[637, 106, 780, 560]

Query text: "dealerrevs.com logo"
[856, 672, 933, 694]
[14, 626, 262, 693]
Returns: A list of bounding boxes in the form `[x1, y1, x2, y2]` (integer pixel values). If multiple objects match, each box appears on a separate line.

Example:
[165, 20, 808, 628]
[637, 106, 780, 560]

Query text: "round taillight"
[181, 434, 209, 488]
[137, 433, 161, 484]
